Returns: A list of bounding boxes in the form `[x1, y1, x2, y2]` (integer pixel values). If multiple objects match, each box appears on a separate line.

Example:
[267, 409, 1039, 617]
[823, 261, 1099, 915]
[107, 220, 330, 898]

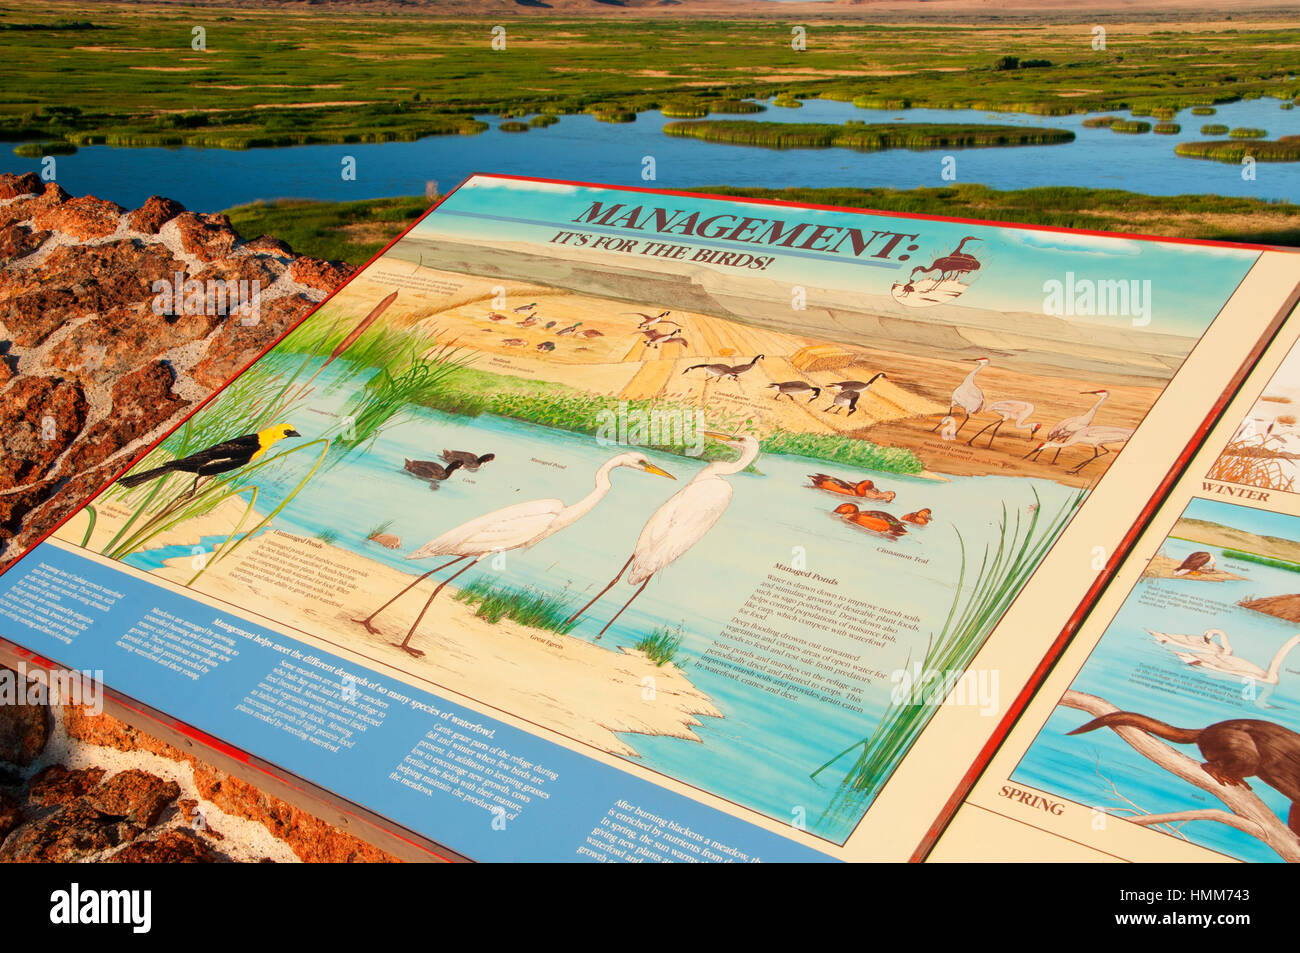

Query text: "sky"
[411, 174, 1260, 337]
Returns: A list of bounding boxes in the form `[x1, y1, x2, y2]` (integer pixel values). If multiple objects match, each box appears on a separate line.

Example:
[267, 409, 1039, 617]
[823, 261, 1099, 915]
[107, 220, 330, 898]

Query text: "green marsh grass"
[1191, 106, 1217, 115]
[453, 578, 579, 634]
[1231, 127, 1268, 138]
[1222, 549, 1300, 573]
[664, 120, 1074, 151]
[1201, 124, 1230, 135]
[1109, 120, 1151, 134]
[812, 488, 1085, 803]
[498, 121, 529, 133]
[1153, 122, 1181, 135]
[1176, 135, 1300, 163]
[636, 624, 686, 667]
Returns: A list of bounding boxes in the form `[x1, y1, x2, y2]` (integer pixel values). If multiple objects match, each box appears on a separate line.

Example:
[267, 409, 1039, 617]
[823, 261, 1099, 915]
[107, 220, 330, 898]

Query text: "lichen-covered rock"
[31, 194, 124, 241]
[126, 195, 185, 235]
[0, 800, 140, 862]
[166, 211, 239, 262]
[86, 769, 180, 827]
[59, 361, 186, 475]
[0, 172, 42, 201]
[0, 376, 87, 492]
[108, 827, 225, 863]
[289, 256, 353, 293]
[29, 765, 107, 807]
[0, 224, 49, 259]
[0, 668, 49, 766]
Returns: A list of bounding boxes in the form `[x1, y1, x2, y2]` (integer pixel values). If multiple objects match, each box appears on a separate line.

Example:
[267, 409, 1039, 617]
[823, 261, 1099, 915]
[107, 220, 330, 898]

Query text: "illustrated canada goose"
[966, 399, 1041, 449]
[1174, 551, 1216, 576]
[931, 358, 988, 436]
[902, 508, 933, 525]
[683, 354, 764, 382]
[354, 452, 675, 657]
[563, 433, 758, 639]
[1043, 390, 1111, 458]
[832, 503, 907, 538]
[625, 310, 677, 330]
[767, 381, 821, 402]
[824, 372, 887, 415]
[807, 474, 895, 502]
[404, 458, 463, 487]
[117, 424, 300, 499]
[1025, 425, 1133, 474]
[826, 389, 860, 416]
[642, 327, 684, 348]
[440, 450, 495, 471]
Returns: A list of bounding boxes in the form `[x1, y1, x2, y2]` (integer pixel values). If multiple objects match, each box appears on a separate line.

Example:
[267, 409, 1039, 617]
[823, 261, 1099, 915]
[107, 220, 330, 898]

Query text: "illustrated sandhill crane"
[767, 381, 821, 402]
[683, 354, 765, 383]
[966, 399, 1040, 448]
[1040, 389, 1111, 461]
[1025, 424, 1133, 474]
[563, 432, 760, 640]
[1173, 551, 1216, 576]
[930, 358, 989, 435]
[352, 452, 675, 657]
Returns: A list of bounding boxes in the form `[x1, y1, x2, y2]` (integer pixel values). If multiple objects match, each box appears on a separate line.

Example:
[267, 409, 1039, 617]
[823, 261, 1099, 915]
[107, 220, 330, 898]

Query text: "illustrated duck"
[807, 474, 896, 503]
[902, 508, 932, 525]
[833, 503, 907, 538]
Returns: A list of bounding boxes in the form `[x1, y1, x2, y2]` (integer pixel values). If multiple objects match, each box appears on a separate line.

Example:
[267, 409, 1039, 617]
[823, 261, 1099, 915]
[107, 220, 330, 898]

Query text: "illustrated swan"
[1147, 627, 1229, 653]
[1175, 632, 1300, 685]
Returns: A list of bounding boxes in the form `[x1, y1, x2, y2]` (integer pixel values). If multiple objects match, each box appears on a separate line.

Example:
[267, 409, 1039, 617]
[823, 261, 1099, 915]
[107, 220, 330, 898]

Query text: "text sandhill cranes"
[564, 433, 760, 640]
[931, 358, 988, 436]
[352, 452, 675, 657]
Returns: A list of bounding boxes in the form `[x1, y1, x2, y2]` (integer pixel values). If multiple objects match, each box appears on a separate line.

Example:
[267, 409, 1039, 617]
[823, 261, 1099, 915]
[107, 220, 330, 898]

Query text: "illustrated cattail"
[325, 290, 399, 367]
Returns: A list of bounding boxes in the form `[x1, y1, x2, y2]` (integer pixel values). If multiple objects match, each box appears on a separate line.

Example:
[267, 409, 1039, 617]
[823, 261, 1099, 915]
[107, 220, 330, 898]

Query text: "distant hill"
[1171, 518, 1300, 564]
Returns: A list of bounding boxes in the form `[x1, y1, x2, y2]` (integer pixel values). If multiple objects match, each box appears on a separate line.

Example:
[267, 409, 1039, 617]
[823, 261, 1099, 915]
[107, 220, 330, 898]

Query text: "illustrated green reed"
[452, 578, 579, 634]
[636, 623, 686, 667]
[94, 297, 472, 575]
[811, 486, 1086, 804]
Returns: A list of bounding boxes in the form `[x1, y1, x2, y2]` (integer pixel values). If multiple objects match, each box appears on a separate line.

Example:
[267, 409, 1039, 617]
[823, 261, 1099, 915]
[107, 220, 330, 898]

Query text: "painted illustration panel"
[1012, 497, 1300, 862]
[54, 177, 1261, 843]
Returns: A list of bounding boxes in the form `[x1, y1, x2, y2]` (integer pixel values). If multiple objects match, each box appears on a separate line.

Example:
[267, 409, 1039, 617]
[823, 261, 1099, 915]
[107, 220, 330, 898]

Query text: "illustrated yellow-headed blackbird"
[117, 423, 301, 497]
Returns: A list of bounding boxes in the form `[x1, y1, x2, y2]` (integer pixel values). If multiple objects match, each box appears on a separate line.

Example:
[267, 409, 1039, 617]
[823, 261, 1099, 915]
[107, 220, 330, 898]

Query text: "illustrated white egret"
[353, 451, 675, 657]
[564, 432, 760, 639]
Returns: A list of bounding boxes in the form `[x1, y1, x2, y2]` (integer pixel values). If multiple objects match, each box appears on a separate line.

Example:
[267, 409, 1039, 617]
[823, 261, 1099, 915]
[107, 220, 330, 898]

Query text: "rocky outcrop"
[0, 173, 355, 567]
